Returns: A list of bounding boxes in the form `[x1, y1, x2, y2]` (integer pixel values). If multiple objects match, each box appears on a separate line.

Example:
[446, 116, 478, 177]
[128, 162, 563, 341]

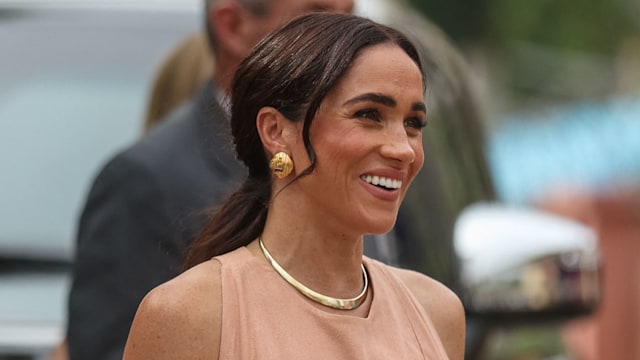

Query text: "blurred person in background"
[124, 12, 464, 359]
[66, 1, 354, 359]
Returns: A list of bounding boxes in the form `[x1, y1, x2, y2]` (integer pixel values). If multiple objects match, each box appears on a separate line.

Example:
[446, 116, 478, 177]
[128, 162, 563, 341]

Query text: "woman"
[124, 13, 465, 359]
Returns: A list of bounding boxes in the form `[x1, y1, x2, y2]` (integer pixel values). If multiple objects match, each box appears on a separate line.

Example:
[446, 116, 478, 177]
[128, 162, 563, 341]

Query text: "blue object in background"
[488, 96, 640, 204]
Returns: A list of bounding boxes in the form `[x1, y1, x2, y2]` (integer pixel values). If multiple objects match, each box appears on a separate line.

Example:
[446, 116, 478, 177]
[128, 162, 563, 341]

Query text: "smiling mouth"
[360, 175, 402, 190]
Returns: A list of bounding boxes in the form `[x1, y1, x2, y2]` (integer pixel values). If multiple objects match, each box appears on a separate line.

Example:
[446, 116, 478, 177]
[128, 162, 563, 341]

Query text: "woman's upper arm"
[123, 260, 222, 360]
[428, 283, 466, 360]
[392, 267, 466, 360]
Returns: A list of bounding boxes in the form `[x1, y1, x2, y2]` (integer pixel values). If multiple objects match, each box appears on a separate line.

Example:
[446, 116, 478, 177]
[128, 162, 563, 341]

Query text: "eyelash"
[353, 108, 427, 130]
[353, 108, 381, 121]
[405, 117, 427, 130]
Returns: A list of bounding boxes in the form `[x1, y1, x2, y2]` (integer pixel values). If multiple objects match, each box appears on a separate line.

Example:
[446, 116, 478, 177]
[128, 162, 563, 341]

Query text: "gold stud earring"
[269, 152, 294, 179]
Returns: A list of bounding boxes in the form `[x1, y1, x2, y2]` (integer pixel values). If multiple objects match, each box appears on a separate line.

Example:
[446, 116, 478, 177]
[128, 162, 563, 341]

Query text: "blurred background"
[0, 0, 638, 359]
[409, 0, 640, 359]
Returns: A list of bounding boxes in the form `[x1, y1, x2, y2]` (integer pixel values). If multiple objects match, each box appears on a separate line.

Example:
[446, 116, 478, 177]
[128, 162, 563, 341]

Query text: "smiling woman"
[124, 13, 465, 360]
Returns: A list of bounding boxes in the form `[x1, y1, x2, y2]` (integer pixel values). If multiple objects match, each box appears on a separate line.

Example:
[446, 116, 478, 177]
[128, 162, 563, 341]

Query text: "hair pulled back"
[184, 13, 424, 269]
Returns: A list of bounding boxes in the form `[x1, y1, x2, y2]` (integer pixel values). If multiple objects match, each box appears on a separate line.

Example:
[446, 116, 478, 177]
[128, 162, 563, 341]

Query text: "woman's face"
[294, 43, 426, 236]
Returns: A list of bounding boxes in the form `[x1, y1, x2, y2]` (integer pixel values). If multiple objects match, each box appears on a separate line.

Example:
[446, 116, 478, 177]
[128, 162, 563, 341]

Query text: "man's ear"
[209, 1, 256, 59]
[256, 107, 296, 156]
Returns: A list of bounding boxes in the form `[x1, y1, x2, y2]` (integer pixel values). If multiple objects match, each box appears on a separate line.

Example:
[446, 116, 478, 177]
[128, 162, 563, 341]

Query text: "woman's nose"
[380, 127, 416, 164]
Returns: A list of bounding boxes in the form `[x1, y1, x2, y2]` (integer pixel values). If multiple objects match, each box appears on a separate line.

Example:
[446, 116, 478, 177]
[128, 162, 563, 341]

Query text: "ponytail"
[183, 176, 270, 270]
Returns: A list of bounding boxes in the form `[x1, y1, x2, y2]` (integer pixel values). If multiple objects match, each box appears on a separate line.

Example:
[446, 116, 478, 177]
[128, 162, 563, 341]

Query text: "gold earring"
[269, 152, 294, 178]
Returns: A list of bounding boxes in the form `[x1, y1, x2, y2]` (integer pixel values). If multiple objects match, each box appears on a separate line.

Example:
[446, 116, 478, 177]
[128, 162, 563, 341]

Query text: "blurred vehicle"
[0, 1, 199, 358]
[0, 0, 601, 359]
[454, 202, 600, 359]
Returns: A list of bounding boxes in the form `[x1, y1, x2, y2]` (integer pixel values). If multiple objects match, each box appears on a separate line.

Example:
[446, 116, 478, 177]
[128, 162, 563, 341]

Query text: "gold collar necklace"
[258, 237, 368, 310]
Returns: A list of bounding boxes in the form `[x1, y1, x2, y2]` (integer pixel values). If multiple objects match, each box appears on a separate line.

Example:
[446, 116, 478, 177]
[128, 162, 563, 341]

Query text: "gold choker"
[258, 237, 368, 310]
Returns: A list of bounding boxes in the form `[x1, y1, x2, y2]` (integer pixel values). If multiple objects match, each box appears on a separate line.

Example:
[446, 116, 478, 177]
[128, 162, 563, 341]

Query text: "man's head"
[204, 0, 355, 90]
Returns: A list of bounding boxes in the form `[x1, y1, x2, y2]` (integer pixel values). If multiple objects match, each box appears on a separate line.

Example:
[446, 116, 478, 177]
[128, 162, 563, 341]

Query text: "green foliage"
[487, 0, 636, 53]
[407, 0, 489, 43]
[409, 0, 639, 53]
[483, 325, 566, 359]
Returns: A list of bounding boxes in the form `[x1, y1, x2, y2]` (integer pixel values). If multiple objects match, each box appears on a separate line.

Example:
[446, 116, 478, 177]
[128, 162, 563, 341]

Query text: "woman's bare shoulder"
[123, 259, 222, 360]
[388, 266, 466, 360]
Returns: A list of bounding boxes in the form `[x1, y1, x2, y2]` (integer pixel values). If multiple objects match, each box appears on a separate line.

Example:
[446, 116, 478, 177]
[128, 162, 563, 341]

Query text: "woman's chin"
[364, 218, 397, 236]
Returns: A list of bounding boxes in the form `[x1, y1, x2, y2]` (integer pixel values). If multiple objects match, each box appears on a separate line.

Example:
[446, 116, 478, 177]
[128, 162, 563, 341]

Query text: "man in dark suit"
[66, 1, 355, 359]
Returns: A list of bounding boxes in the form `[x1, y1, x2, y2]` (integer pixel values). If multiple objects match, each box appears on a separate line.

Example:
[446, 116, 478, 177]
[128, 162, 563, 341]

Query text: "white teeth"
[361, 175, 402, 189]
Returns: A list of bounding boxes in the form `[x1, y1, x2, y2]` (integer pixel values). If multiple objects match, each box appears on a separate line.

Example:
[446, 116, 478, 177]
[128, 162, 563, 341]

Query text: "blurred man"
[66, 1, 354, 359]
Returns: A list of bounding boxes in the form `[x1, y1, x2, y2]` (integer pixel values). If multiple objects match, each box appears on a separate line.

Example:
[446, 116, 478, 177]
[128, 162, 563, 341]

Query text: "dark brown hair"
[184, 13, 424, 269]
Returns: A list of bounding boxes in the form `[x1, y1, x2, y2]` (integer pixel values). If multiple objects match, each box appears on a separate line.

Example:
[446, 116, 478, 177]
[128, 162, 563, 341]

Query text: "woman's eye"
[353, 108, 381, 121]
[404, 116, 427, 130]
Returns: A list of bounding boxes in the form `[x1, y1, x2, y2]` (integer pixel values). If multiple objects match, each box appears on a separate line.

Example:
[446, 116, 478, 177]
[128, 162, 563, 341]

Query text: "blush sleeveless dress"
[214, 247, 449, 359]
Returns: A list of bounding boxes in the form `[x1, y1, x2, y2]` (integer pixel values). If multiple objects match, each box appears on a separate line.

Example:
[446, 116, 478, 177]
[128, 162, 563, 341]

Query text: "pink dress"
[215, 247, 449, 359]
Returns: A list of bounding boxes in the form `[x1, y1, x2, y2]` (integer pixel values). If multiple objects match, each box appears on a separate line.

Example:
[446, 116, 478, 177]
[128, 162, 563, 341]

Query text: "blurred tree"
[407, 0, 489, 45]
[486, 0, 637, 53]
[409, 0, 640, 110]
[410, 0, 638, 53]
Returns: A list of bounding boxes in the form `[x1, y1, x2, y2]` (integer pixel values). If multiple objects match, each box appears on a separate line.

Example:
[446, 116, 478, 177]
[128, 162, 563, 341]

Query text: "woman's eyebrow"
[343, 93, 426, 113]
[412, 102, 427, 113]
[343, 93, 396, 107]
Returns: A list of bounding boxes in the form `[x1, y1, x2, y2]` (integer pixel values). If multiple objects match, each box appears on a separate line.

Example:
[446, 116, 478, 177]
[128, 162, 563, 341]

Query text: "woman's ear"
[256, 107, 296, 156]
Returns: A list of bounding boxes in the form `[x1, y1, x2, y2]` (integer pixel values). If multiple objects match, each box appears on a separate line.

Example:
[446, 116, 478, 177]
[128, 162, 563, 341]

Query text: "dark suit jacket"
[67, 82, 245, 360]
